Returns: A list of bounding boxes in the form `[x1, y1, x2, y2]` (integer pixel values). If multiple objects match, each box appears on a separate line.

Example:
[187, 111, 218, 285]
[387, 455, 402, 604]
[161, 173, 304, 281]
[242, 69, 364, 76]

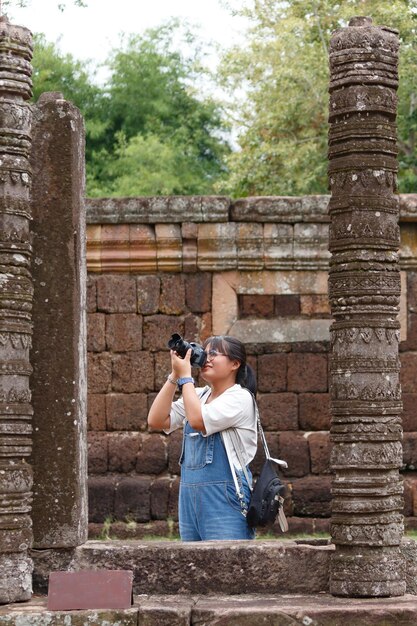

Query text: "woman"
[148, 335, 257, 541]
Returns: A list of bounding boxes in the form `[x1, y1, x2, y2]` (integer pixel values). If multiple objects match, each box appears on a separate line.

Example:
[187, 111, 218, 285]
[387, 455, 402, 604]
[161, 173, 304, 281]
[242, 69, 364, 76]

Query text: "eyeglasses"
[206, 349, 224, 361]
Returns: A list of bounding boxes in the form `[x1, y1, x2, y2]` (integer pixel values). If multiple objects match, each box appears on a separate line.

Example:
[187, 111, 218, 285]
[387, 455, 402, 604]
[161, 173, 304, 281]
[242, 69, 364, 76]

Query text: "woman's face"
[201, 342, 240, 384]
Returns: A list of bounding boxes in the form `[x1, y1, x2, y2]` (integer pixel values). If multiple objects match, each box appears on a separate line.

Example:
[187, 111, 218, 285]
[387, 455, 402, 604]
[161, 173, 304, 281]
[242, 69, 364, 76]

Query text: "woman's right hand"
[171, 348, 192, 380]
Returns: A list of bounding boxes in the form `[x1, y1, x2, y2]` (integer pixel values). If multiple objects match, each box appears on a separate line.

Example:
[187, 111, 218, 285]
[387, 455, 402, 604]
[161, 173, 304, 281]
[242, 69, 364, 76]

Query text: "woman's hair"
[203, 335, 257, 395]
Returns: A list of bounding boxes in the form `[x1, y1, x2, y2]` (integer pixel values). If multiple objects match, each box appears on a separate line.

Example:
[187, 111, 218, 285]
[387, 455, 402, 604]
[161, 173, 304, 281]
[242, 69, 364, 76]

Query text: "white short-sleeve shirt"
[166, 384, 257, 469]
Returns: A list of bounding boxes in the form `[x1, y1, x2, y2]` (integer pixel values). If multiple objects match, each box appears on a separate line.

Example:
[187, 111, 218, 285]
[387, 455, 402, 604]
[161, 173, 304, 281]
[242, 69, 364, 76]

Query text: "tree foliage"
[220, 0, 417, 196]
[31, 21, 231, 197]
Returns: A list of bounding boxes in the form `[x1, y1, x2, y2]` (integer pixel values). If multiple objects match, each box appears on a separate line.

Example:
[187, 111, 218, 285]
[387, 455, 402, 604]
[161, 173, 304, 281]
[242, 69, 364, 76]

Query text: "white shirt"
[166, 384, 257, 469]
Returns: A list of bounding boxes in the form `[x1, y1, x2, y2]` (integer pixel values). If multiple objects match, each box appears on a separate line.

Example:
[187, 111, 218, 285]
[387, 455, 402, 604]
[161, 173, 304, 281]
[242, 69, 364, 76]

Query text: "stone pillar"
[0, 17, 34, 603]
[328, 17, 405, 596]
[30, 92, 87, 548]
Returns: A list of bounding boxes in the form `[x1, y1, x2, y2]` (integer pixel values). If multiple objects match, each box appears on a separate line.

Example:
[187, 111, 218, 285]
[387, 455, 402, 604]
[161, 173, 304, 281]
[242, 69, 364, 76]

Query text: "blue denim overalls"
[178, 419, 255, 541]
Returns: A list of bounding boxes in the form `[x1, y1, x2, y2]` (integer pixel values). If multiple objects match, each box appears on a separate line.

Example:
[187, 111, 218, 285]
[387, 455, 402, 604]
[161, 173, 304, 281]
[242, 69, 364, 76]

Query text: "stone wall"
[85, 194, 417, 538]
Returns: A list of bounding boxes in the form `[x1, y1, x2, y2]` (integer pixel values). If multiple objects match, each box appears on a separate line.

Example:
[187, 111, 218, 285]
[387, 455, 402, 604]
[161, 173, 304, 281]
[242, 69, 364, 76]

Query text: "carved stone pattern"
[328, 19, 404, 597]
[329, 169, 398, 195]
[0, 17, 33, 604]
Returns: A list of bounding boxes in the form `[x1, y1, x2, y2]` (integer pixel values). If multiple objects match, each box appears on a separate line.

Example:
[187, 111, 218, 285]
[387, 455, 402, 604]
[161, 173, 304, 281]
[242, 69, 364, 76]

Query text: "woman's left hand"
[171, 349, 192, 379]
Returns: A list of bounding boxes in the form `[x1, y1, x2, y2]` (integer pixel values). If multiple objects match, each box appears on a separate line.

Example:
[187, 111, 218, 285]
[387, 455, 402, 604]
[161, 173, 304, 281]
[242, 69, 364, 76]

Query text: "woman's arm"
[147, 375, 177, 431]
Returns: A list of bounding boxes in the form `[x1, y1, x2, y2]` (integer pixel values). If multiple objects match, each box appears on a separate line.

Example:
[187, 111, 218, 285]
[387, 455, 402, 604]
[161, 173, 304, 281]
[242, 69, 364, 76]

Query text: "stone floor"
[2, 594, 417, 625]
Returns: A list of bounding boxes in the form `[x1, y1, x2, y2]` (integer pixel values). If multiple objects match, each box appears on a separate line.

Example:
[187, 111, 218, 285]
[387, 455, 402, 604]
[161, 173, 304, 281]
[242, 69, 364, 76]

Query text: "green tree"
[220, 0, 417, 196]
[94, 21, 230, 196]
[29, 22, 230, 196]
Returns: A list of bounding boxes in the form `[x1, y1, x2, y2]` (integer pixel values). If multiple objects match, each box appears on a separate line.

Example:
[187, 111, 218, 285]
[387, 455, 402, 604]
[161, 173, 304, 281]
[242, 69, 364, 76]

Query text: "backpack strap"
[251, 393, 288, 469]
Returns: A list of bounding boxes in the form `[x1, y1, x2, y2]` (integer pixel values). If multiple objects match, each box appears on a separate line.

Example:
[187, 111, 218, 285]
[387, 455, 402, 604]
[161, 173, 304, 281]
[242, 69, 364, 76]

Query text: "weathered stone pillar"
[0, 17, 34, 602]
[30, 92, 87, 548]
[328, 17, 405, 596]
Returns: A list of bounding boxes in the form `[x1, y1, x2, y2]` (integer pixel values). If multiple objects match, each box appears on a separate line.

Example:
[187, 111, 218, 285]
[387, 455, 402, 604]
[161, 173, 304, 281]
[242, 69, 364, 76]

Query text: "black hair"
[203, 335, 257, 395]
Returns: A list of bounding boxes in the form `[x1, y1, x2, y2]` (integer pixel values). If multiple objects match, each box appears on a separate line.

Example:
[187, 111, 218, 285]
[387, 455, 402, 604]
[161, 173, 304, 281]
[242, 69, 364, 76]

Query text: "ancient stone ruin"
[1, 8, 417, 619]
[328, 17, 404, 596]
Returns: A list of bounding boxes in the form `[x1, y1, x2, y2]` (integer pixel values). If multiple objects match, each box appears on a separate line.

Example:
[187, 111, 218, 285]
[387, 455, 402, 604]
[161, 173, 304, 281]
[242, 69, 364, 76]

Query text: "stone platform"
[2, 594, 417, 625]
[31, 539, 417, 596]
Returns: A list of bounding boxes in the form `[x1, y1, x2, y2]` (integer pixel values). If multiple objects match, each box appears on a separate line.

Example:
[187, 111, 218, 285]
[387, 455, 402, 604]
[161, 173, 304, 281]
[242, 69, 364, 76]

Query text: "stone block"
[237, 222, 264, 269]
[137, 275, 160, 314]
[239, 295, 274, 318]
[86, 224, 102, 271]
[401, 312, 417, 351]
[400, 353, 417, 393]
[108, 520, 171, 540]
[129, 224, 157, 272]
[294, 222, 330, 261]
[168, 477, 180, 521]
[308, 432, 332, 474]
[201, 312, 212, 342]
[87, 432, 108, 474]
[151, 477, 172, 520]
[143, 315, 184, 351]
[274, 295, 300, 316]
[197, 223, 237, 270]
[88, 352, 112, 393]
[407, 271, 417, 311]
[288, 353, 328, 392]
[106, 313, 142, 352]
[300, 294, 331, 316]
[155, 223, 182, 271]
[87, 275, 97, 312]
[292, 475, 332, 517]
[100, 224, 130, 271]
[231, 196, 304, 222]
[112, 351, 154, 393]
[106, 393, 148, 431]
[402, 393, 417, 431]
[257, 393, 298, 430]
[154, 351, 173, 390]
[136, 434, 168, 474]
[185, 273, 212, 313]
[403, 433, 417, 470]
[287, 516, 315, 535]
[167, 430, 183, 475]
[87, 312, 106, 352]
[200, 196, 231, 221]
[403, 477, 415, 517]
[108, 433, 141, 473]
[184, 313, 202, 342]
[115, 477, 151, 522]
[257, 353, 287, 392]
[299, 393, 331, 430]
[88, 476, 116, 523]
[97, 275, 137, 313]
[279, 432, 310, 477]
[159, 274, 186, 315]
[87, 393, 106, 431]
[264, 223, 294, 267]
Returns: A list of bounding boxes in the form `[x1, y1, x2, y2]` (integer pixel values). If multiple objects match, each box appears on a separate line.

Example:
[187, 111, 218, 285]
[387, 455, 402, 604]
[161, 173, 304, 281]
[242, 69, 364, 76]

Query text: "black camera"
[167, 333, 207, 368]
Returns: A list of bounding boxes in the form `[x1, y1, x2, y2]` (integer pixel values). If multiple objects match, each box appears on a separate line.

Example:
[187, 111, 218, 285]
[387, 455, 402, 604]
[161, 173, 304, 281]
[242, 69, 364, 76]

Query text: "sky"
[7, 0, 249, 75]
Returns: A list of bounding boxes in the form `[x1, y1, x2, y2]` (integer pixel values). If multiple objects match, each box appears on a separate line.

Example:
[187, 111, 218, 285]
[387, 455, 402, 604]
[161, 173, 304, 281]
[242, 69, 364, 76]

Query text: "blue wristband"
[177, 377, 194, 390]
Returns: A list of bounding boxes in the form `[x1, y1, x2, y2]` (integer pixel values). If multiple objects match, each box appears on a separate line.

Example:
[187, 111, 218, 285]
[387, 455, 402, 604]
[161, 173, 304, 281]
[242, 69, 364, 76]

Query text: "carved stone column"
[0, 17, 33, 603]
[328, 17, 405, 596]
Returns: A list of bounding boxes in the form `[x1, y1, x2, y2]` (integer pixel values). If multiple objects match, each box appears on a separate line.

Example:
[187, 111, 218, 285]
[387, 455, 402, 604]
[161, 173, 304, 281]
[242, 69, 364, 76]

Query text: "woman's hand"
[171, 348, 192, 379]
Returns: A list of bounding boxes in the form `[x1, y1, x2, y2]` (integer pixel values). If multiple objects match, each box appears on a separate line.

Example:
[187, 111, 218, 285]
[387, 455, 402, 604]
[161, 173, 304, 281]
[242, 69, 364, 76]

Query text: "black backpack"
[246, 458, 286, 528]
